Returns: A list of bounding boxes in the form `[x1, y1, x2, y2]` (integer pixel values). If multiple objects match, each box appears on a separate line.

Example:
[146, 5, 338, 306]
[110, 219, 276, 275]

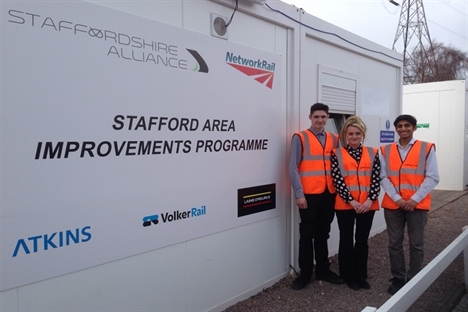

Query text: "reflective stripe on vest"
[333, 146, 380, 210]
[381, 141, 433, 210]
[297, 130, 339, 194]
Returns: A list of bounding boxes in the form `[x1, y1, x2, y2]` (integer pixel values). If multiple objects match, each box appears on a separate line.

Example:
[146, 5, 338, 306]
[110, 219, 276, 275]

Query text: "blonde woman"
[331, 116, 380, 290]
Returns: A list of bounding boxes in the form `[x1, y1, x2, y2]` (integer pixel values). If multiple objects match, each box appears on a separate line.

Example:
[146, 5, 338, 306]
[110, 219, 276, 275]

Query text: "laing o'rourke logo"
[238, 184, 276, 217]
[226, 52, 276, 89]
[142, 205, 206, 227]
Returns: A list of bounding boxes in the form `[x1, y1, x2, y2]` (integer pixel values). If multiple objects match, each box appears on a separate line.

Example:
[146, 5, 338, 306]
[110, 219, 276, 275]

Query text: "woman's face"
[346, 125, 363, 148]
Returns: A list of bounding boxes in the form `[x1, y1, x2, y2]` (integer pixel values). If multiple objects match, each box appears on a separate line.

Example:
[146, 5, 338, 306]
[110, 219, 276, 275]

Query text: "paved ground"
[395, 189, 468, 312]
[224, 189, 468, 312]
[430, 189, 468, 212]
[453, 294, 468, 312]
[442, 189, 468, 312]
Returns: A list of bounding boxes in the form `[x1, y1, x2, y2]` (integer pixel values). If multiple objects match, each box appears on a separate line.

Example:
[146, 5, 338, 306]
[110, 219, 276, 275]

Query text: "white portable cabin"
[0, 0, 402, 311]
[403, 80, 468, 191]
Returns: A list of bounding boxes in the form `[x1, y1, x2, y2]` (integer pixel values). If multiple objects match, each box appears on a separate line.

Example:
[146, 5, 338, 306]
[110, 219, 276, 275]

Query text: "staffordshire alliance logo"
[187, 49, 209, 73]
[143, 205, 206, 227]
[225, 52, 275, 89]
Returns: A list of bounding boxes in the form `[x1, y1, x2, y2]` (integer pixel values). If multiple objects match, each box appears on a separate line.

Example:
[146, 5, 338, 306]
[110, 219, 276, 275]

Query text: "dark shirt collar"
[309, 127, 325, 136]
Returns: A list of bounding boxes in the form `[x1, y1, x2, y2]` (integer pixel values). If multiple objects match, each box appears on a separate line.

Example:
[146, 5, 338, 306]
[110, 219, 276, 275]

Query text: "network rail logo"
[225, 52, 276, 89]
[142, 205, 207, 227]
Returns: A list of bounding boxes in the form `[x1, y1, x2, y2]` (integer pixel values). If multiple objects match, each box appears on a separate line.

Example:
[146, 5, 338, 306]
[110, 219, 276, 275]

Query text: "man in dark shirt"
[289, 103, 344, 290]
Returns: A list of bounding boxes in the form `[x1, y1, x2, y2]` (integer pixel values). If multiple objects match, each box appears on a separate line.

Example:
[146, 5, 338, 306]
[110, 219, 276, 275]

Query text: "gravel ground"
[224, 194, 468, 312]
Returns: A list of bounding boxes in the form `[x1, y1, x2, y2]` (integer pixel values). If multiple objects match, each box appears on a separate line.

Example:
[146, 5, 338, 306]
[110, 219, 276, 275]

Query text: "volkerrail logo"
[142, 205, 207, 228]
[225, 52, 275, 89]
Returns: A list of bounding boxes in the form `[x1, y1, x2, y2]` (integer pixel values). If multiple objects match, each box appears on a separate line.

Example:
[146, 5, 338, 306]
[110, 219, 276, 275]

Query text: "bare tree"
[405, 41, 468, 84]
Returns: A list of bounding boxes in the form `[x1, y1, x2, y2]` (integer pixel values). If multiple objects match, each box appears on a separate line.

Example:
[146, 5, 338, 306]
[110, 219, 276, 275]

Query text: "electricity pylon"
[392, 0, 436, 84]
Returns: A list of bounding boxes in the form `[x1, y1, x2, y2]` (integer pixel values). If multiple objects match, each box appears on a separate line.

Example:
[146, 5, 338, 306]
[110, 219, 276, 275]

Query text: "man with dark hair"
[380, 114, 439, 295]
[289, 103, 344, 290]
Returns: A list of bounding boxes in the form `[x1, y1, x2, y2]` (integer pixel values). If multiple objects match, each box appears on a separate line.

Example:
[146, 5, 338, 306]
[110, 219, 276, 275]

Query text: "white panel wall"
[8, 219, 282, 311]
[294, 10, 402, 260]
[0, 1, 402, 311]
[14, 244, 187, 311]
[465, 86, 468, 189]
[403, 80, 468, 191]
[186, 218, 280, 311]
[1, 1, 295, 311]
[91, 0, 184, 27]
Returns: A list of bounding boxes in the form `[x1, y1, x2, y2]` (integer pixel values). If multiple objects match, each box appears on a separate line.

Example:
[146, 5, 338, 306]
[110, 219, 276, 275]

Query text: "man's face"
[395, 120, 416, 140]
[309, 110, 329, 131]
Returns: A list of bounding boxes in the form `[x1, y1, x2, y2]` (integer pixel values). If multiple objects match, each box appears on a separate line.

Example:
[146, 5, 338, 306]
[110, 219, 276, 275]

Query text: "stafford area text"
[34, 115, 269, 159]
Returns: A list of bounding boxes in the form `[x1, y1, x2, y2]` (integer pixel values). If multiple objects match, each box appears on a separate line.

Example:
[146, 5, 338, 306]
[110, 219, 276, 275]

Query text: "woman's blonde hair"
[340, 116, 367, 147]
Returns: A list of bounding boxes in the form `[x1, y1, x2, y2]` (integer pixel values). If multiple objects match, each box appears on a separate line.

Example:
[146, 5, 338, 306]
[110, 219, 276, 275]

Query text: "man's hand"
[402, 199, 417, 212]
[296, 197, 308, 209]
[396, 198, 417, 211]
[396, 198, 406, 208]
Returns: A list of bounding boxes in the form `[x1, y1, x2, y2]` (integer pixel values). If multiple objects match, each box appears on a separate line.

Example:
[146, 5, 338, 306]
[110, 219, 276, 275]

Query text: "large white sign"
[1, 1, 282, 291]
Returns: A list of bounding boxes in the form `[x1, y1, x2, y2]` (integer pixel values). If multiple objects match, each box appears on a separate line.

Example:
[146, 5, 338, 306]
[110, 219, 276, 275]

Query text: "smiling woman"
[345, 125, 364, 149]
[340, 116, 366, 148]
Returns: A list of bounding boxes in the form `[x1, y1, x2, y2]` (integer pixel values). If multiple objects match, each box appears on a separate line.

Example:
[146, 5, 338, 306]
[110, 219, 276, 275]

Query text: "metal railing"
[362, 226, 468, 312]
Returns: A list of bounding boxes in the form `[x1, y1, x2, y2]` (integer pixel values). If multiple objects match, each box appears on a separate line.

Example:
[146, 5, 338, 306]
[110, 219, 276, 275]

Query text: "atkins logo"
[225, 52, 276, 89]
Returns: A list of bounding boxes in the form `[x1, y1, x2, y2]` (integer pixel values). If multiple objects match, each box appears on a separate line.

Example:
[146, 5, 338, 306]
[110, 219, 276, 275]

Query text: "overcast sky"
[278, 0, 467, 54]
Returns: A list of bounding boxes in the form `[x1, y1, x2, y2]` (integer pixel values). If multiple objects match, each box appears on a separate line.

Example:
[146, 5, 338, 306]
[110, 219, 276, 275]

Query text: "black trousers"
[298, 190, 336, 279]
[336, 209, 375, 283]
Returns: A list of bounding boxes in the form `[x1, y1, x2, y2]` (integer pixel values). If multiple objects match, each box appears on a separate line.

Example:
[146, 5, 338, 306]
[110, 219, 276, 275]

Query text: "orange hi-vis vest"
[381, 140, 434, 210]
[296, 130, 339, 194]
[333, 146, 380, 211]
